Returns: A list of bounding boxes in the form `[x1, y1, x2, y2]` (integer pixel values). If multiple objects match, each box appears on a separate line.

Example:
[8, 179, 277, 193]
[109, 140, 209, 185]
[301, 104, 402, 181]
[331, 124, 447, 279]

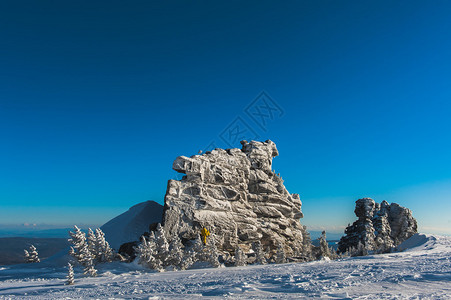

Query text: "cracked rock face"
[162, 140, 308, 257]
[338, 198, 417, 253]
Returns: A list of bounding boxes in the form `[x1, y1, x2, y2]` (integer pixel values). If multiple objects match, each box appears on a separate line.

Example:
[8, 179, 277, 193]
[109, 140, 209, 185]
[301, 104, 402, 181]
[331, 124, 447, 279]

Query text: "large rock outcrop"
[162, 140, 309, 258]
[338, 198, 417, 253]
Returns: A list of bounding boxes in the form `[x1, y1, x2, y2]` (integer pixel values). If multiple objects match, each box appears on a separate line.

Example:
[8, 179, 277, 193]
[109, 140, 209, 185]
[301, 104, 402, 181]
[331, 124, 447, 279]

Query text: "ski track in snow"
[0, 234, 450, 299]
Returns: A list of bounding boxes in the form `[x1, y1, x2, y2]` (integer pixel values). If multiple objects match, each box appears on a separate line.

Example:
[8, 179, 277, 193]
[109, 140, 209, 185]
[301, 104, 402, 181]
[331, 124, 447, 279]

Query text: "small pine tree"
[191, 235, 207, 263]
[68, 225, 98, 275]
[319, 231, 331, 259]
[154, 224, 169, 263]
[179, 251, 194, 271]
[79, 246, 97, 277]
[166, 234, 184, 269]
[234, 246, 246, 267]
[95, 228, 114, 263]
[205, 233, 221, 268]
[301, 225, 313, 260]
[23, 249, 30, 263]
[25, 245, 40, 263]
[253, 241, 267, 265]
[66, 263, 75, 285]
[83, 262, 97, 277]
[356, 241, 368, 256]
[68, 225, 87, 262]
[136, 233, 163, 271]
[87, 228, 97, 261]
[275, 243, 286, 264]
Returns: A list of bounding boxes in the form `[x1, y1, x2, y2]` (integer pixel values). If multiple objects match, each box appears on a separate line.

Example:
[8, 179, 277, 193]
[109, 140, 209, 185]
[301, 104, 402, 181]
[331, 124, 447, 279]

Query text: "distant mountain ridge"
[0, 228, 73, 238]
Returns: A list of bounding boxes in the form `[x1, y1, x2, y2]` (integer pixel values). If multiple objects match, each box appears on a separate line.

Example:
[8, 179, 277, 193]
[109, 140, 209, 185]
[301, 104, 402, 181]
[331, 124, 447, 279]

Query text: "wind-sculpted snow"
[163, 140, 310, 258]
[0, 234, 450, 299]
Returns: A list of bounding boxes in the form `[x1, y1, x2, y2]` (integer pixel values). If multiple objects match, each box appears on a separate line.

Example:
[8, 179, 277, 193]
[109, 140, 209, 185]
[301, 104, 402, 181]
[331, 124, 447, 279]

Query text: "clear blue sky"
[1, 1, 450, 234]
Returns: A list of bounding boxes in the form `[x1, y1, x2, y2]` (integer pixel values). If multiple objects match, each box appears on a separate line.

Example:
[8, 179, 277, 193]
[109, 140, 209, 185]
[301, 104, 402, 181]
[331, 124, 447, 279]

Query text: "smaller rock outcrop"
[338, 198, 417, 253]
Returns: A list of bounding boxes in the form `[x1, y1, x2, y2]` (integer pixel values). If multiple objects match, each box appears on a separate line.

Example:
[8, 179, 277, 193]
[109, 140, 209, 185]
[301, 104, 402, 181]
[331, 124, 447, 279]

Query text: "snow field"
[0, 234, 450, 299]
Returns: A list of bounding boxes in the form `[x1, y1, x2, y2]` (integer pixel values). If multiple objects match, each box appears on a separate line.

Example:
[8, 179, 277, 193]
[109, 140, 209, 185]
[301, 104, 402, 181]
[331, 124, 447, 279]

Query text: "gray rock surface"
[162, 140, 309, 258]
[338, 198, 417, 253]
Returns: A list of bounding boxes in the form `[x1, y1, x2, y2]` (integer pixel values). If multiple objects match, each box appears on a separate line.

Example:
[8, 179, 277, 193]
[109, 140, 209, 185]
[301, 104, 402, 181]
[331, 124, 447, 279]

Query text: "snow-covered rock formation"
[101, 201, 163, 249]
[338, 198, 417, 253]
[162, 140, 310, 258]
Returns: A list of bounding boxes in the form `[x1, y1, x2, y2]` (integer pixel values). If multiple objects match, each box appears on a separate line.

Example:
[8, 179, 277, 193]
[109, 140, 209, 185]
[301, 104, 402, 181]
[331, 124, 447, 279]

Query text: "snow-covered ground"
[0, 234, 450, 299]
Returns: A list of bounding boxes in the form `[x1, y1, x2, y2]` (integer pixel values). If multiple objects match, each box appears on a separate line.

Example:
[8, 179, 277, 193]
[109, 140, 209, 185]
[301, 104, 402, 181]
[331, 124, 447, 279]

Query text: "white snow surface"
[100, 201, 163, 249]
[1, 234, 450, 299]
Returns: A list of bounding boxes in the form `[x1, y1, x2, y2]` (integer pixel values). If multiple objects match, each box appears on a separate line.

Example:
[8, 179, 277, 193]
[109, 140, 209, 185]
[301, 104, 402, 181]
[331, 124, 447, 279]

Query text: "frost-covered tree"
[234, 246, 246, 267]
[79, 241, 97, 277]
[205, 233, 221, 268]
[24, 245, 40, 263]
[319, 231, 331, 259]
[356, 241, 368, 256]
[154, 223, 169, 267]
[68, 225, 97, 276]
[275, 243, 286, 264]
[166, 234, 184, 269]
[87, 228, 97, 260]
[252, 241, 267, 265]
[135, 233, 163, 271]
[23, 249, 29, 263]
[301, 225, 313, 260]
[83, 261, 97, 277]
[179, 251, 194, 271]
[345, 241, 368, 257]
[136, 236, 151, 265]
[68, 225, 87, 263]
[66, 262, 75, 285]
[94, 228, 114, 263]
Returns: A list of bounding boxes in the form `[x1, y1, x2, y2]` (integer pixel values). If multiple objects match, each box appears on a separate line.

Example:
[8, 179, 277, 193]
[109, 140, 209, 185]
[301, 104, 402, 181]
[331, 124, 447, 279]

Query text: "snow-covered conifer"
[275, 243, 286, 264]
[205, 233, 220, 268]
[68, 246, 75, 258]
[66, 262, 75, 285]
[23, 249, 30, 263]
[179, 252, 194, 271]
[87, 228, 97, 260]
[95, 228, 114, 263]
[68, 225, 87, 262]
[166, 234, 184, 269]
[83, 262, 97, 277]
[301, 225, 313, 260]
[136, 236, 151, 265]
[356, 241, 368, 256]
[191, 235, 207, 262]
[80, 247, 97, 277]
[68, 225, 97, 275]
[319, 231, 331, 259]
[135, 233, 163, 271]
[253, 241, 267, 265]
[25, 245, 40, 263]
[154, 224, 169, 265]
[234, 246, 246, 267]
